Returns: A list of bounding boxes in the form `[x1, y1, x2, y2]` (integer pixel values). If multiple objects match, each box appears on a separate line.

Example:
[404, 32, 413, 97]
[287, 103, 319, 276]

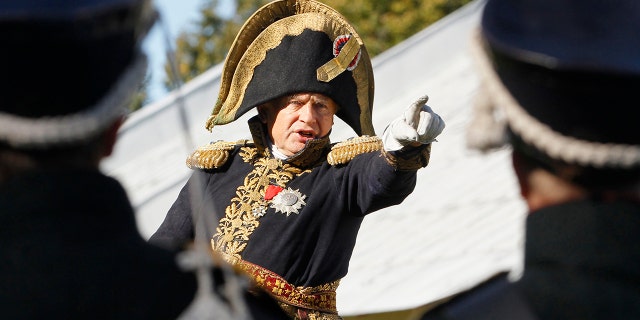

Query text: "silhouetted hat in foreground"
[468, 0, 640, 189]
[0, 0, 157, 147]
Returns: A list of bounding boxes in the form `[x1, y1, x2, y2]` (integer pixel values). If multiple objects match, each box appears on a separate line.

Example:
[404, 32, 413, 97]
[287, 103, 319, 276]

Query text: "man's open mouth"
[298, 131, 315, 138]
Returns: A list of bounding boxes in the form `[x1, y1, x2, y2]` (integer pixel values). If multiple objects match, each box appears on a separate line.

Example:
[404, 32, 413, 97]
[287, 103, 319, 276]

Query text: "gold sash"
[232, 257, 341, 319]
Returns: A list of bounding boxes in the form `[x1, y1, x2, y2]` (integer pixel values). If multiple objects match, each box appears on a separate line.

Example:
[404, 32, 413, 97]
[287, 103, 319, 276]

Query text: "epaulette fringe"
[186, 140, 252, 169]
[327, 135, 382, 166]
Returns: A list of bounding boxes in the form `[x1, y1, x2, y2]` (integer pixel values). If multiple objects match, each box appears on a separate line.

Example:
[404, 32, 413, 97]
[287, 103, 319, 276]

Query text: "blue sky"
[142, 0, 206, 104]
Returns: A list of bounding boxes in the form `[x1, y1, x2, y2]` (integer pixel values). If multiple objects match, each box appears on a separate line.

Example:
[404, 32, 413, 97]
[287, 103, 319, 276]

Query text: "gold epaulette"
[327, 135, 382, 166]
[186, 140, 252, 169]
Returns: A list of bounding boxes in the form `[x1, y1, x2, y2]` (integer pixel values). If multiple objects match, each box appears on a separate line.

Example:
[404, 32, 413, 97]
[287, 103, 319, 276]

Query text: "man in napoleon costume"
[150, 0, 446, 318]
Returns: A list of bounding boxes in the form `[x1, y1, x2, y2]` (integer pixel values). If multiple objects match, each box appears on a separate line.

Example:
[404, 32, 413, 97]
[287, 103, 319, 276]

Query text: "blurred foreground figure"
[421, 0, 640, 319]
[150, 0, 445, 318]
[0, 0, 286, 319]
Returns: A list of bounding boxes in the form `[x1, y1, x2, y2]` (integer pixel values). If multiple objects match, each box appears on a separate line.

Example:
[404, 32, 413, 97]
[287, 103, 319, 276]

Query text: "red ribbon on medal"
[264, 185, 284, 200]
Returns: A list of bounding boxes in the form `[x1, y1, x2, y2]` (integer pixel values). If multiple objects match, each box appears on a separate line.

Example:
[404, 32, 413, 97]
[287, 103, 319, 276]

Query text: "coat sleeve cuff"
[382, 143, 431, 171]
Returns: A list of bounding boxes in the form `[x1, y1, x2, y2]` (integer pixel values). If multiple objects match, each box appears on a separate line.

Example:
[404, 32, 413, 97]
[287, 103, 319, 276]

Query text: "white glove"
[382, 95, 445, 152]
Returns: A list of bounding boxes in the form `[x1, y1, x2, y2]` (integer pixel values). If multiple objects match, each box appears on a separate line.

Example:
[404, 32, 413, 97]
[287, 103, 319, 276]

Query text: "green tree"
[164, 0, 472, 90]
[326, 0, 473, 56]
[164, 0, 271, 90]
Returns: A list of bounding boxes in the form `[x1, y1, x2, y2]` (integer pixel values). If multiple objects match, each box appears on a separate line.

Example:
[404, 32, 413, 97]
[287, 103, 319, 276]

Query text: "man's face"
[259, 92, 338, 157]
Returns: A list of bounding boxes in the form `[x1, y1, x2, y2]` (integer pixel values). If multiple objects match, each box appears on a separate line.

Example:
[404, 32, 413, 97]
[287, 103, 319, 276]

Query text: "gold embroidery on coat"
[211, 146, 309, 261]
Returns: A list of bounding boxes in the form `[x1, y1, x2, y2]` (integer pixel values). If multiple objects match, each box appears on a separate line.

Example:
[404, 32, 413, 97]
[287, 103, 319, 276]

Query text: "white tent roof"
[102, 0, 526, 315]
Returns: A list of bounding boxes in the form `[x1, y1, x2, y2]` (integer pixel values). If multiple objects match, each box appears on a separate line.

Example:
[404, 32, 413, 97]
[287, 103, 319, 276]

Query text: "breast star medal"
[270, 188, 306, 216]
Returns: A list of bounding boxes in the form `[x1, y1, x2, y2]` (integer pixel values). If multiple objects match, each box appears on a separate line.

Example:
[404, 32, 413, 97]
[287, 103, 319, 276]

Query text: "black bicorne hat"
[205, 0, 375, 136]
[0, 0, 157, 147]
[468, 0, 640, 189]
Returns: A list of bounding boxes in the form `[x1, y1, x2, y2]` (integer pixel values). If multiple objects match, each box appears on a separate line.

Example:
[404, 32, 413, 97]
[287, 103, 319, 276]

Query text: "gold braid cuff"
[233, 258, 339, 315]
[382, 144, 432, 171]
[327, 135, 382, 166]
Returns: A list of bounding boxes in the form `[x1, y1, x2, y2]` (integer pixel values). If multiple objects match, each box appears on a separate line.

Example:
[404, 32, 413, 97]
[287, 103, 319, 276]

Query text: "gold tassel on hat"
[316, 35, 360, 82]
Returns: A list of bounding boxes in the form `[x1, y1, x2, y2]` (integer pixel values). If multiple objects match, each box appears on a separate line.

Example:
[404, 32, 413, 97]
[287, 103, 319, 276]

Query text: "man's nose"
[297, 103, 317, 123]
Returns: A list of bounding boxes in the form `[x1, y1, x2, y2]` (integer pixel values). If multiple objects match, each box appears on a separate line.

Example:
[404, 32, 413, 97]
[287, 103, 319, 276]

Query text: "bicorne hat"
[205, 0, 375, 136]
[468, 0, 640, 189]
[0, 0, 157, 148]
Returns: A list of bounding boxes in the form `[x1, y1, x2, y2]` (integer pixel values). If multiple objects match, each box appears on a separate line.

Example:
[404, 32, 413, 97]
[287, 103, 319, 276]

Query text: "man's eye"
[316, 104, 333, 115]
[284, 101, 301, 109]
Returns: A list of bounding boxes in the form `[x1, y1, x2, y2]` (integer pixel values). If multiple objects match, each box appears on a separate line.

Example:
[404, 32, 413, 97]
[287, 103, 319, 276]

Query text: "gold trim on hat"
[205, 0, 374, 136]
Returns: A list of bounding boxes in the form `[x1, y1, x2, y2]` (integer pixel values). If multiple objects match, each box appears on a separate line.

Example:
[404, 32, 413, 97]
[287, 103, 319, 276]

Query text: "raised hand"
[382, 95, 445, 152]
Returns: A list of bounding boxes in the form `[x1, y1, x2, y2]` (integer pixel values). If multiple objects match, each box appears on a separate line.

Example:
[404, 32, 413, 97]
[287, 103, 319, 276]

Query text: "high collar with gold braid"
[187, 116, 385, 170]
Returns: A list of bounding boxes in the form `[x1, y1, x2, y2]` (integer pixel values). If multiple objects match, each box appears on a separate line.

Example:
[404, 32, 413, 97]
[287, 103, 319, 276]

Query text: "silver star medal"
[252, 205, 267, 218]
[270, 188, 306, 216]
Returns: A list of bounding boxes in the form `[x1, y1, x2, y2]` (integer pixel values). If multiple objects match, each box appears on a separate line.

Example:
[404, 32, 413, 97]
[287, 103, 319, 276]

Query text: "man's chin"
[287, 142, 308, 155]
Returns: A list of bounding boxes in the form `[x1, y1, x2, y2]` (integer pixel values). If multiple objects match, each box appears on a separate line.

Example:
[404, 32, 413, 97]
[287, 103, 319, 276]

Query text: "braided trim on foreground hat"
[469, 30, 640, 169]
[0, 55, 147, 148]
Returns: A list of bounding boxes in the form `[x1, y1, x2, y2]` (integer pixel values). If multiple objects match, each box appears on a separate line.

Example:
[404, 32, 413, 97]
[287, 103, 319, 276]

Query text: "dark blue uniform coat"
[151, 118, 421, 289]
